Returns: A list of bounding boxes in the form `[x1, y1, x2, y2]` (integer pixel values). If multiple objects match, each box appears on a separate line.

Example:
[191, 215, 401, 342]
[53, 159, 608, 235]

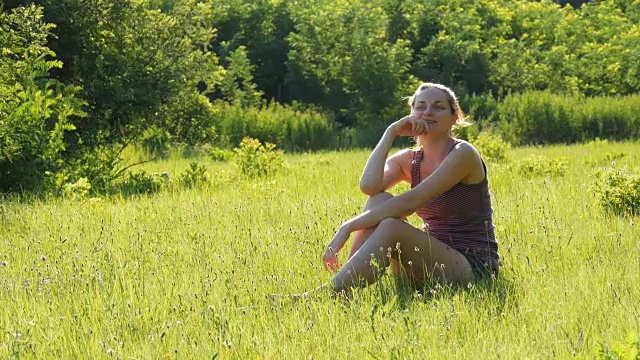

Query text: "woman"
[320, 82, 499, 295]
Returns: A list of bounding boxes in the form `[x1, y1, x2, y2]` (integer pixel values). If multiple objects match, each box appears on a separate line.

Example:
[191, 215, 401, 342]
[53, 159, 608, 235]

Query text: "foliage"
[119, 171, 168, 195]
[0, 5, 86, 193]
[49, 145, 122, 195]
[208, 0, 293, 103]
[61, 177, 91, 199]
[218, 45, 263, 108]
[4, 0, 640, 195]
[595, 332, 640, 360]
[210, 147, 234, 162]
[139, 126, 173, 158]
[411, 0, 511, 95]
[515, 155, 568, 177]
[593, 167, 640, 216]
[160, 91, 219, 146]
[472, 131, 511, 162]
[233, 137, 284, 178]
[287, 0, 414, 128]
[16, 0, 224, 147]
[497, 91, 640, 145]
[179, 162, 209, 188]
[212, 102, 335, 151]
[454, 122, 480, 142]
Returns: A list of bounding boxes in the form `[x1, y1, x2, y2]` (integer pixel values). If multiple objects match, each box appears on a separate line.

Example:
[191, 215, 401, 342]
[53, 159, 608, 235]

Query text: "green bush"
[212, 102, 335, 151]
[233, 137, 284, 178]
[472, 132, 511, 162]
[0, 5, 86, 193]
[593, 167, 640, 216]
[119, 171, 167, 195]
[516, 156, 568, 177]
[454, 122, 480, 143]
[497, 91, 640, 145]
[180, 162, 209, 188]
[61, 177, 92, 199]
[594, 332, 640, 359]
[210, 148, 234, 162]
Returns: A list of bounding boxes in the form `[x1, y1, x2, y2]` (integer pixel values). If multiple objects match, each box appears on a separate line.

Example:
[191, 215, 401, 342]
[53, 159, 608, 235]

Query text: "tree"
[0, 5, 85, 192]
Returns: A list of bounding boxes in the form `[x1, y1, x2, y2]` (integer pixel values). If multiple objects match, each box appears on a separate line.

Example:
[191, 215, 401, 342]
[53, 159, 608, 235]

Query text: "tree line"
[1, 0, 639, 194]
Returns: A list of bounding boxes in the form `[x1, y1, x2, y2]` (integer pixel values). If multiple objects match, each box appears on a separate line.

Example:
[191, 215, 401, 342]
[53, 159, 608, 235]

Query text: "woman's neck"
[419, 135, 455, 160]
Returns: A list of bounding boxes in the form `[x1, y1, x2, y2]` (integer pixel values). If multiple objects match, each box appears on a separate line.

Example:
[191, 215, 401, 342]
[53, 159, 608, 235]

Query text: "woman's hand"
[323, 226, 351, 272]
[389, 115, 428, 137]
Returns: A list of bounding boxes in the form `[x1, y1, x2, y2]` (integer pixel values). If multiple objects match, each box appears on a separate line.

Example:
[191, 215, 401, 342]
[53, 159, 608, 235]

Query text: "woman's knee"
[370, 218, 406, 246]
[364, 192, 394, 210]
[377, 217, 405, 232]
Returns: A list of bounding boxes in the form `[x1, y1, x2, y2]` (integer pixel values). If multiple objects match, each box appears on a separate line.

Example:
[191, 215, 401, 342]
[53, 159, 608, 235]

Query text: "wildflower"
[107, 348, 114, 355]
[40, 255, 47, 262]
[414, 247, 420, 252]
[407, 261, 413, 266]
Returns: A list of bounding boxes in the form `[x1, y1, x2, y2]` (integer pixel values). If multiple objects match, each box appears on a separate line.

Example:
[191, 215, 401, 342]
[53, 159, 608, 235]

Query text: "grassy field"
[1, 140, 639, 359]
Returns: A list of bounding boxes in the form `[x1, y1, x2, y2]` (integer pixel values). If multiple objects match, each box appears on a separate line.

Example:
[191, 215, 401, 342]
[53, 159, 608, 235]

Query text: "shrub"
[472, 132, 511, 162]
[454, 122, 480, 143]
[497, 91, 640, 145]
[180, 162, 209, 188]
[593, 167, 640, 216]
[212, 102, 335, 151]
[233, 137, 284, 178]
[0, 5, 86, 193]
[61, 177, 92, 199]
[139, 126, 172, 158]
[119, 171, 167, 195]
[604, 152, 626, 162]
[594, 332, 640, 359]
[210, 148, 234, 162]
[516, 156, 568, 177]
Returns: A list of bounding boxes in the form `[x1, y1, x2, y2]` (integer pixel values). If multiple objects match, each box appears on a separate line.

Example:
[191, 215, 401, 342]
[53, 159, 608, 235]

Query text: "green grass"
[1, 141, 640, 359]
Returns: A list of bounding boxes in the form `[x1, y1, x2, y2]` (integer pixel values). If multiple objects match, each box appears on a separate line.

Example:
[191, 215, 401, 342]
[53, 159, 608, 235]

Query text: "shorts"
[463, 252, 498, 281]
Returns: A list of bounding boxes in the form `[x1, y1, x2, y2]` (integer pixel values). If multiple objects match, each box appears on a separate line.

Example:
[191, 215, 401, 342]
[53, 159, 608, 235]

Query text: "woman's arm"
[359, 129, 399, 195]
[359, 116, 427, 195]
[345, 142, 480, 233]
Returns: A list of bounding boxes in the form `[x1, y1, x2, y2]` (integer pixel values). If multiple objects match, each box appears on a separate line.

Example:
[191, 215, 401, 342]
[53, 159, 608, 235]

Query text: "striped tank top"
[411, 140, 500, 271]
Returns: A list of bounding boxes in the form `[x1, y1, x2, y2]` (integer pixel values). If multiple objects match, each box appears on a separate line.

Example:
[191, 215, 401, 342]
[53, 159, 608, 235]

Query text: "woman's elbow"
[359, 182, 381, 196]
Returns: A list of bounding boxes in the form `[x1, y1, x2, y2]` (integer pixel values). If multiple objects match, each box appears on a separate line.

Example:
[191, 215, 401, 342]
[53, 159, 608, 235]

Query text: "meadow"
[1, 140, 639, 359]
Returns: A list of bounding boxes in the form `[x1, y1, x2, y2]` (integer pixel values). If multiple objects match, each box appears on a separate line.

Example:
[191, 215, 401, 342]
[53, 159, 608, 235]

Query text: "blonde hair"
[407, 82, 470, 148]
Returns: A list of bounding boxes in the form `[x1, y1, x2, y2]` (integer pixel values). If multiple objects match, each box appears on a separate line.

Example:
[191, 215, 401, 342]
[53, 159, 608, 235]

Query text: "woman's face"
[411, 87, 457, 135]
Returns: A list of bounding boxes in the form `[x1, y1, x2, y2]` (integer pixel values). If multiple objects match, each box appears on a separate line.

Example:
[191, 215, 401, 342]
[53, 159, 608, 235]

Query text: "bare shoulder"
[452, 139, 481, 158]
[451, 139, 485, 183]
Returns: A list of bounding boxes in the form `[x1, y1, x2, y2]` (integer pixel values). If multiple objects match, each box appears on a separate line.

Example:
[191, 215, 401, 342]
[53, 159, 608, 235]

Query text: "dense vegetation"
[1, 0, 640, 194]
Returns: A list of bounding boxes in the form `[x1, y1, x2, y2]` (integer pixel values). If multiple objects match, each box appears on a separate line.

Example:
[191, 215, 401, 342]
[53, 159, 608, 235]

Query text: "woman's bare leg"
[348, 192, 401, 275]
[331, 218, 474, 294]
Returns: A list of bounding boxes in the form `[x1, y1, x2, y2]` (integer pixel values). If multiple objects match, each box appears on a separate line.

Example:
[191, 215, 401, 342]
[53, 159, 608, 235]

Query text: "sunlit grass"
[1, 141, 639, 358]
